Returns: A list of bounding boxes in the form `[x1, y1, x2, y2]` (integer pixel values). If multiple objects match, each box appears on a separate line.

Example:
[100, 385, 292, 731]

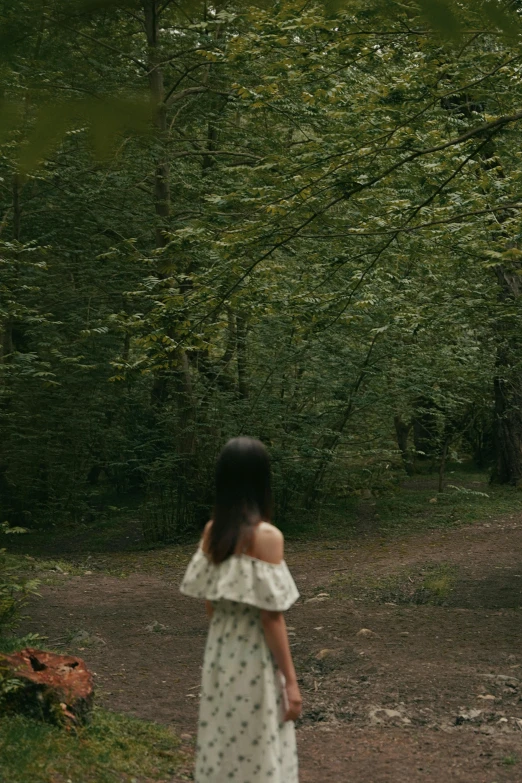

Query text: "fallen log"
[0, 647, 94, 725]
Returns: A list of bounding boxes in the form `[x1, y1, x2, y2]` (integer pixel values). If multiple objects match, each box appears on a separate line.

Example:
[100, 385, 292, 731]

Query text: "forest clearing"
[1, 472, 521, 782]
[2, 0, 522, 781]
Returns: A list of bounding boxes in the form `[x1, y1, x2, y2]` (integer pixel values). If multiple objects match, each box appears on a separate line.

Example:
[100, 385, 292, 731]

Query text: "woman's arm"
[260, 610, 298, 686]
[257, 526, 302, 721]
[201, 521, 214, 620]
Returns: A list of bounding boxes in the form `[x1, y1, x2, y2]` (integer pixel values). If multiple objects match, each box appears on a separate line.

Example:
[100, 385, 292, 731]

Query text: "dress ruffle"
[180, 546, 299, 611]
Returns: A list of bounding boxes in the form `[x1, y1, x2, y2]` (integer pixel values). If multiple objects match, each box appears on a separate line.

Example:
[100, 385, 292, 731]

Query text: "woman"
[180, 436, 302, 783]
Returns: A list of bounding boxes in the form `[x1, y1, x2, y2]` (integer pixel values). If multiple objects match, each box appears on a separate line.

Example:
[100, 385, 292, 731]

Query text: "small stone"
[305, 596, 329, 603]
[481, 673, 519, 685]
[145, 620, 169, 633]
[477, 694, 496, 700]
[71, 630, 105, 647]
[369, 707, 411, 725]
[357, 628, 376, 637]
[455, 709, 482, 725]
[71, 630, 91, 643]
[315, 649, 336, 660]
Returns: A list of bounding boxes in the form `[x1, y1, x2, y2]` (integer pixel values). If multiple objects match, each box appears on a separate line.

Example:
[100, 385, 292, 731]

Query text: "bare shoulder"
[201, 520, 213, 552]
[252, 522, 284, 564]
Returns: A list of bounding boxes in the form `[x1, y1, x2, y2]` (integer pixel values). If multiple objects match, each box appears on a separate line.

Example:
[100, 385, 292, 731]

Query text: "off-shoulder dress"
[179, 544, 300, 783]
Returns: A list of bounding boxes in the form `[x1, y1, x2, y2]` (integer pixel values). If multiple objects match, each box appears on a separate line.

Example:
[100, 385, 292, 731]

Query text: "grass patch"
[281, 465, 520, 541]
[1, 551, 139, 582]
[5, 467, 518, 581]
[3, 465, 520, 581]
[2, 541, 193, 581]
[2, 551, 85, 584]
[333, 562, 458, 606]
[0, 708, 184, 783]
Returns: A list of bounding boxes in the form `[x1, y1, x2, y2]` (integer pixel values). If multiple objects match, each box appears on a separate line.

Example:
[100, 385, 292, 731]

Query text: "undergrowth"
[2, 465, 520, 580]
[0, 708, 183, 783]
[332, 562, 458, 606]
[282, 465, 520, 541]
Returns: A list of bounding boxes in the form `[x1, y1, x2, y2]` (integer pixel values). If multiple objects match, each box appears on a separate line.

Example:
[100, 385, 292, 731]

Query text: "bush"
[0, 523, 40, 634]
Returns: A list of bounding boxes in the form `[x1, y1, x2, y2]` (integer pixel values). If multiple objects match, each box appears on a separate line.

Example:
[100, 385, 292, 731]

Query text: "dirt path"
[20, 514, 522, 782]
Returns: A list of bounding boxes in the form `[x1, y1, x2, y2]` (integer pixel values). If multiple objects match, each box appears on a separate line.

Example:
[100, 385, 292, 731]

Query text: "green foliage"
[0, 632, 43, 704]
[16, 96, 154, 173]
[0, 632, 43, 655]
[280, 466, 520, 539]
[0, 556, 39, 631]
[0, 525, 40, 633]
[1, 0, 522, 539]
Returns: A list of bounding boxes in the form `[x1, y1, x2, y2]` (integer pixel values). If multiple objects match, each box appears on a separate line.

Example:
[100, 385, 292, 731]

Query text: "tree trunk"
[236, 314, 249, 399]
[1, 176, 23, 364]
[440, 92, 522, 484]
[12, 173, 22, 242]
[201, 13, 225, 175]
[143, 1, 197, 532]
[491, 266, 522, 485]
[438, 435, 451, 493]
[412, 396, 439, 462]
[303, 333, 380, 508]
[0, 648, 94, 726]
[492, 373, 522, 485]
[143, 1, 170, 250]
[394, 415, 414, 475]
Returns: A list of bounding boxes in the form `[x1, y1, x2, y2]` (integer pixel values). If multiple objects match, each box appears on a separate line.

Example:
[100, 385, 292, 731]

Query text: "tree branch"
[301, 203, 522, 238]
[170, 108, 522, 352]
[170, 149, 261, 159]
[164, 85, 207, 105]
[57, 24, 148, 71]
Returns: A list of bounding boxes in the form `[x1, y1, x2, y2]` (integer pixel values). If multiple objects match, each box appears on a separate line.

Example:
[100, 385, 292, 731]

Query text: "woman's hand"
[284, 680, 303, 722]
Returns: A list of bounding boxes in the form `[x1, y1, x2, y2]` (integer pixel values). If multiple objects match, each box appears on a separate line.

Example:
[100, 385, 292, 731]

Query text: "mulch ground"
[19, 513, 522, 782]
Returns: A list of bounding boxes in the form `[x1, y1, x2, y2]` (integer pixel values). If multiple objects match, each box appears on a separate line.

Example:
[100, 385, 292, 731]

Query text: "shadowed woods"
[10, 510, 522, 782]
[2, 0, 522, 780]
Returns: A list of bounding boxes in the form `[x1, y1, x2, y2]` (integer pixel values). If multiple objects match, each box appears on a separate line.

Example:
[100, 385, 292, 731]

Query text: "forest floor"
[13, 480, 522, 782]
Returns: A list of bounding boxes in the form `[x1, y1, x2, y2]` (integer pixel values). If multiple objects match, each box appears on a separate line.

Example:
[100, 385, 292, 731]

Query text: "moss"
[333, 562, 458, 606]
[0, 708, 184, 783]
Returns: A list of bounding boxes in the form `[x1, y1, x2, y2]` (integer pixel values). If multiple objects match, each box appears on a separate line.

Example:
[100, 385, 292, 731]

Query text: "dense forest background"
[1, 0, 522, 542]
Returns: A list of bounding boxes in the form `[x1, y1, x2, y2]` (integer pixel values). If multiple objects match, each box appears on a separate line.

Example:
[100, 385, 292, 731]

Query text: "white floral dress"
[180, 545, 300, 783]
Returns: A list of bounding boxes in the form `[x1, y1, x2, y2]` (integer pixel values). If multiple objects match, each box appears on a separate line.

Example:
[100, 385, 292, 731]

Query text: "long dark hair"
[208, 437, 273, 564]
